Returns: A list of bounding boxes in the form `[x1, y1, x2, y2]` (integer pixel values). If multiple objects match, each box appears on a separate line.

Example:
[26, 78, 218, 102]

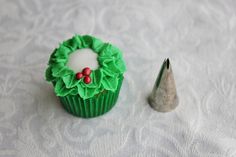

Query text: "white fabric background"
[1, 0, 236, 156]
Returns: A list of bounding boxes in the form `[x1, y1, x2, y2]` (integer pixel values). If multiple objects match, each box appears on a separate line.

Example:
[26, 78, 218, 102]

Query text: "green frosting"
[45, 35, 126, 99]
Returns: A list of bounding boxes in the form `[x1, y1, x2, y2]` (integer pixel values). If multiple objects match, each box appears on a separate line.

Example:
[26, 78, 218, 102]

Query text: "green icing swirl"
[45, 35, 126, 99]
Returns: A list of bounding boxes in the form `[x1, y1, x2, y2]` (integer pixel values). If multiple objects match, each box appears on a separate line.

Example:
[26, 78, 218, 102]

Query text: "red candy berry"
[76, 67, 92, 84]
[84, 76, 91, 84]
[82, 67, 91, 76]
[76, 72, 83, 80]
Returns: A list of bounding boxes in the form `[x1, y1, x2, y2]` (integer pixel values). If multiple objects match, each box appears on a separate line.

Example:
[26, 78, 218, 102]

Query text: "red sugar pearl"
[76, 72, 83, 80]
[82, 67, 91, 76]
[84, 76, 91, 84]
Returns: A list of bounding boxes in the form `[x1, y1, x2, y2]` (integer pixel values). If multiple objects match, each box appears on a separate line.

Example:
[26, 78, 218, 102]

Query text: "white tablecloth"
[1, 0, 236, 156]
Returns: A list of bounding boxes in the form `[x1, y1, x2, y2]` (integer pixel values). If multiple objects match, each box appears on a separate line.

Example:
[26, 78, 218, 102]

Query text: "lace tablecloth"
[1, 0, 236, 156]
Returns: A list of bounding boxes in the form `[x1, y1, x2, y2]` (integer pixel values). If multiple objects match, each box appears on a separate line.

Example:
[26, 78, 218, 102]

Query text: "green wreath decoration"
[45, 35, 126, 99]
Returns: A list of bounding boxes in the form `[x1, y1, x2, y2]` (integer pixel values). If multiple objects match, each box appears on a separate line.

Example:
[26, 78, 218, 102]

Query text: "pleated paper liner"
[59, 76, 124, 118]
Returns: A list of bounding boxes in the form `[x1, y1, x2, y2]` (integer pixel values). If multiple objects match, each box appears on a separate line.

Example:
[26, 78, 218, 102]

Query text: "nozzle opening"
[166, 58, 170, 69]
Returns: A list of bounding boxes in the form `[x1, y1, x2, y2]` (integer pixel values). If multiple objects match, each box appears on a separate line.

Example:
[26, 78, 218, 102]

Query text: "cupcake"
[45, 35, 126, 118]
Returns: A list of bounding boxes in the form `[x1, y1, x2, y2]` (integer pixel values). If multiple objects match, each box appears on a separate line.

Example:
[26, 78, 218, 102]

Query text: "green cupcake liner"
[59, 77, 123, 118]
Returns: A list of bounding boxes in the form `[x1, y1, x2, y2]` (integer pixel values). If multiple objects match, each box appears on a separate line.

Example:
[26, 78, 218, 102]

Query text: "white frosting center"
[66, 49, 99, 73]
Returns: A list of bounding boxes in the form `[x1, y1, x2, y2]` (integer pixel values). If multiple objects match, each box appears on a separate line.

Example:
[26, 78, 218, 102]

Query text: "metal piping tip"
[148, 58, 179, 112]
